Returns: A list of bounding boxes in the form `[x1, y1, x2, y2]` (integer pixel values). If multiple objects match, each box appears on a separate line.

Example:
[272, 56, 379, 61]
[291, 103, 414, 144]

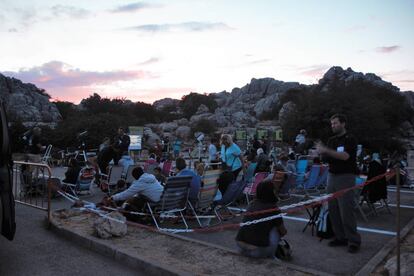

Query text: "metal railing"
[12, 161, 52, 222]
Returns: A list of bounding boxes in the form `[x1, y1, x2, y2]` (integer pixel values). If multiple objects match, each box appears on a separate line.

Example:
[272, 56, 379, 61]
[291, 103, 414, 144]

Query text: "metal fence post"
[396, 165, 401, 276]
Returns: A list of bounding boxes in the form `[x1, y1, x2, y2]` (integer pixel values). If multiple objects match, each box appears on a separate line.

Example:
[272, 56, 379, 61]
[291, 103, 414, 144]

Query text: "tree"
[180, 93, 218, 119]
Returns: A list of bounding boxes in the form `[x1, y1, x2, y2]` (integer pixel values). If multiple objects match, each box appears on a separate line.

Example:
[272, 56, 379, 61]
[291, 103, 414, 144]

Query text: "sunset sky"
[1, 0, 413, 104]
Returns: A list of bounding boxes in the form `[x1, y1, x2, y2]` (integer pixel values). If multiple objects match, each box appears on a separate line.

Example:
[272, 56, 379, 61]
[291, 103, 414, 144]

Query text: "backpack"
[275, 239, 292, 261]
[316, 203, 334, 240]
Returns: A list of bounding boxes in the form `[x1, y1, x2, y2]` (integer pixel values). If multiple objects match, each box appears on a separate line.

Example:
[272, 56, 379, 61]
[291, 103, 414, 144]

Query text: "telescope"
[77, 131, 88, 138]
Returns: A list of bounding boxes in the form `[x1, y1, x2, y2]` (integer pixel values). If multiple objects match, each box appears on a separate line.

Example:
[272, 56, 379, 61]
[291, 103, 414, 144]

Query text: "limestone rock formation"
[319, 66, 400, 93]
[0, 73, 61, 125]
[153, 98, 180, 111]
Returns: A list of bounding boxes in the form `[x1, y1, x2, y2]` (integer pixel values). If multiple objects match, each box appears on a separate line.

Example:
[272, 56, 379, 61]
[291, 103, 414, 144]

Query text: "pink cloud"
[298, 64, 331, 78]
[378, 70, 414, 91]
[375, 45, 401, 53]
[2, 61, 157, 103]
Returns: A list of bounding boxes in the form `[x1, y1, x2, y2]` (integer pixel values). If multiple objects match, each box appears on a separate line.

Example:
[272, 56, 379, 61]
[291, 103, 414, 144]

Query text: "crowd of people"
[24, 115, 412, 261]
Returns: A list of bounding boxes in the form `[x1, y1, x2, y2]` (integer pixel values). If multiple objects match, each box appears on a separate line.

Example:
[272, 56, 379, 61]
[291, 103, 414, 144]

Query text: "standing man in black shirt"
[316, 114, 361, 253]
[113, 127, 130, 164]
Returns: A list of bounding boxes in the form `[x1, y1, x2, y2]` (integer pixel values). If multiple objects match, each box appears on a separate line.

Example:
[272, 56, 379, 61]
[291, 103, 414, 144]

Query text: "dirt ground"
[371, 228, 414, 275]
[52, 210, 313, 276]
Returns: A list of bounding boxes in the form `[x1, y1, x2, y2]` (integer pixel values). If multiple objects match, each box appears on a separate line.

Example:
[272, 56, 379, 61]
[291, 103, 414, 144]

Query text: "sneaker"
[348, 244, 360, 253]
[328, 239, 348, 247]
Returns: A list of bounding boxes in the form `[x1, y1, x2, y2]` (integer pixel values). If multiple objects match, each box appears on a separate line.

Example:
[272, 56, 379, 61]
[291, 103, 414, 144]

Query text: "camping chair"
[188, 169, 221, 227]
[214, 179, 247, 220]
[61, 167, 95, 195]
[295, 156, 308, 189]
[301, 165, 322, 197]
[359, 176, 391, 217]
[244, 162, 257, 184]
[41, 144, 53, 166]
[100, 165, 124, 195]
[243, 172, 269, 204]
[146, 175, 193, 231]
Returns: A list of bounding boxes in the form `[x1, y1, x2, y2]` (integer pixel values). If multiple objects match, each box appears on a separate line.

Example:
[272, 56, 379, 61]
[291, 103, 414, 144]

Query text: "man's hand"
[315, 141, 328, 154]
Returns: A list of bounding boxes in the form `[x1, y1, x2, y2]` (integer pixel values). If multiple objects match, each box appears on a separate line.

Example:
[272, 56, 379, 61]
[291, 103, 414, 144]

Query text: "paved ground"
[178, 188, 414, 275]
[5, 165, 413, 275]
[1, 167, 141, 276]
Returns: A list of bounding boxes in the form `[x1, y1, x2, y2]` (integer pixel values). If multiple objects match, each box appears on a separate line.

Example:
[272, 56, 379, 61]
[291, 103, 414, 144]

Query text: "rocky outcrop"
[153, 98, 180, 111]
[175, 126, 192, 140]
[212, 78, 302, 120]
[0, 73, 61, 125]
[319, 66, 400, 93]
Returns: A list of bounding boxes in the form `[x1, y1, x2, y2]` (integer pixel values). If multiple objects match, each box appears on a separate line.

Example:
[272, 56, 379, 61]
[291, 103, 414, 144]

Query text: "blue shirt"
[221, 143, 242, 171]
[177, 169, 201, 201]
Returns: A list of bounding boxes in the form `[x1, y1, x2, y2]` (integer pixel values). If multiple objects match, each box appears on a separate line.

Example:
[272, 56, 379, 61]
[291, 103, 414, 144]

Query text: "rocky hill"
[0, 73, 61, 126]
[1, 66, 413, 148]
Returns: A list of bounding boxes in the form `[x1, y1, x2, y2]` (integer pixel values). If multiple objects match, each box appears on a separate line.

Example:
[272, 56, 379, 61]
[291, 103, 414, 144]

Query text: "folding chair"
[295, 156, 308, 189]
[214, 180, 247, 220]
[100, 165, 124, 195]
[188, 169, 221, 227]
[61, 167, 96, 195]
[243, 172, 269, 204]
[243, 162, 257, 184]
[146, 175, 193, 230]
[301, 165, 322, 197]
[41, 144, 53, 166]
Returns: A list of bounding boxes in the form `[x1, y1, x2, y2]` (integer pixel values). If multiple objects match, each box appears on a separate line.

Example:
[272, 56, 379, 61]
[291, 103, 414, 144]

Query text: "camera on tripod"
[77, 131, 88, 150]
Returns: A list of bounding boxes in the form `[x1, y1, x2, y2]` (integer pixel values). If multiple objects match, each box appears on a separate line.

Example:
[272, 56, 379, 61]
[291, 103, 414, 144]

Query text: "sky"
[0, 0, 413, 104]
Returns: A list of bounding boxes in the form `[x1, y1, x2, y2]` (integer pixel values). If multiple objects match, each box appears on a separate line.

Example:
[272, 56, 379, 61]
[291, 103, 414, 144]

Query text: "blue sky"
[0, 0, 413, 103]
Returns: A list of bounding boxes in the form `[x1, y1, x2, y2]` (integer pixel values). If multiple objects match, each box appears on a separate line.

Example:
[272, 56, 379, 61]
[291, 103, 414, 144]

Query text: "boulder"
[174, 118, 189, 126]
[158, 122, 178, 133]
[195, 104, 210, 115]
[93, 211, 127, 239]
[175, 126, 192, 140]
[278, 101, 297, 126]
[142, 127, 161, 147]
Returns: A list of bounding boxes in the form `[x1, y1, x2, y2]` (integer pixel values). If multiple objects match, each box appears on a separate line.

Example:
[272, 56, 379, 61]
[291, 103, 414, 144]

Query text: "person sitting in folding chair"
[236, 180, 287, 259]
[107, 167, 163, 220]
[175, 157, 201, 205]
[62, 158, 82, 187]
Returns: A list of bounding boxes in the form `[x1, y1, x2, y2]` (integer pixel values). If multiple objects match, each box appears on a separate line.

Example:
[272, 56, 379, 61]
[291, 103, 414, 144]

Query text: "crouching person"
[108, 167, 164, 221]
[236, 180, 287, 258]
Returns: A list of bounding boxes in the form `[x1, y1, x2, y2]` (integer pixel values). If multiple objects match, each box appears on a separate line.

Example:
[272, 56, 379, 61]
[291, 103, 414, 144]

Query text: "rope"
[57, 170, 395, 233]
